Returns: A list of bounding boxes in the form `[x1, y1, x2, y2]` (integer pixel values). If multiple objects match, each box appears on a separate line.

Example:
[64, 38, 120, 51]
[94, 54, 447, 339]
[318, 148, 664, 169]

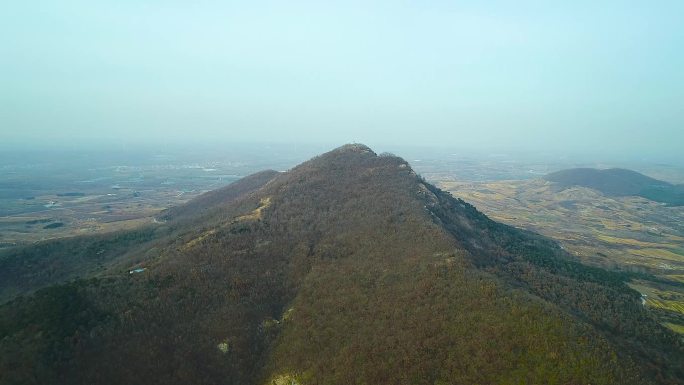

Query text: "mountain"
[545, 168, 684, 206]
[1, 144, 682, 385]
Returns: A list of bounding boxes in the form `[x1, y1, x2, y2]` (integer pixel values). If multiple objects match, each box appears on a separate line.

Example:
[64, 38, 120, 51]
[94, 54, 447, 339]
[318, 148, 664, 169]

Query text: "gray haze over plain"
[1, 1, 682, 163]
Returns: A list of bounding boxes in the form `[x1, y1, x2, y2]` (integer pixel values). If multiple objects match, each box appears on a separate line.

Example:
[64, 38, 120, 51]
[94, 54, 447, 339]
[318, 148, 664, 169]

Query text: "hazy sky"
[1, 1, 682, 159]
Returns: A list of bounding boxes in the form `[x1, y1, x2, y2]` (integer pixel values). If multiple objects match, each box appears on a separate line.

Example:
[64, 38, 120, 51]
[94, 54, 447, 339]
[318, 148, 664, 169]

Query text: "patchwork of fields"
[0, 188, 201, 247]
[438, 179, 684, 334]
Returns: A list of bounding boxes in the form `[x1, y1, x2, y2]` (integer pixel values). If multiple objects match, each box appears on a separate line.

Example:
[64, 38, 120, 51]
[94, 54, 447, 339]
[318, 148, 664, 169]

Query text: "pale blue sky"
[1, 1, 682, 159]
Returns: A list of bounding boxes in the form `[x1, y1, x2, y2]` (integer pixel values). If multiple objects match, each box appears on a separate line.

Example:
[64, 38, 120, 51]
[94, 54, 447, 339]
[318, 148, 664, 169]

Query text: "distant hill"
[545, 168, 684, 206]
[0, 145, 682, 385]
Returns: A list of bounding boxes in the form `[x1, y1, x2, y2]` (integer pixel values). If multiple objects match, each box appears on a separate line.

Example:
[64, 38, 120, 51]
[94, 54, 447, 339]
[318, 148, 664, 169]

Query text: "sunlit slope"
[1, 145, 682, 385]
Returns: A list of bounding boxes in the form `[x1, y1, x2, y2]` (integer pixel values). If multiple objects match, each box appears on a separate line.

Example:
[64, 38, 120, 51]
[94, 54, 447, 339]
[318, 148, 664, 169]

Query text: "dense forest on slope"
[0, 226, 163, 303]
[0, 144, 682, 385]
[545, 168, 684, 206]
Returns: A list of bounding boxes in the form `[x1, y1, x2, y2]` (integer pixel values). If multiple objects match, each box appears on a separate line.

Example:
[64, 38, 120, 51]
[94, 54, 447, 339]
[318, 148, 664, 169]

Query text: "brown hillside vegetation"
[160, 169, 280, 221]
[0, 144, 682, 385]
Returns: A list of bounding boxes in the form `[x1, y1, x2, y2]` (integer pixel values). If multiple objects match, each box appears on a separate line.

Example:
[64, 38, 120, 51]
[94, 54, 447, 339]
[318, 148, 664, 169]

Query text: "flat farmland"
[0, 172, 227, 246]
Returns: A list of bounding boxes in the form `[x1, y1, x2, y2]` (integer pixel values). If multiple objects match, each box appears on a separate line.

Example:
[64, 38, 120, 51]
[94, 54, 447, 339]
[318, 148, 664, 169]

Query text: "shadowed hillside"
[1, 144, 682, 385]
[546, 168, 684, 206]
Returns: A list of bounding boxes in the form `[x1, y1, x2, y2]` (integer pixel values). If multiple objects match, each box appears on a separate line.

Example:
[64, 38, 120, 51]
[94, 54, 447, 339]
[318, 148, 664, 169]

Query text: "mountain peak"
[330, 143, 375, 155]
[290, 143, 406, 176]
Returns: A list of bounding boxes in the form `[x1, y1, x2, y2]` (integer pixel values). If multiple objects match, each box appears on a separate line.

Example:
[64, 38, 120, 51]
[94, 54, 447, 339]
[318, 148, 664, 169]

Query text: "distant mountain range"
[545, 168, 684, 206]
[1, 145, 682, 385]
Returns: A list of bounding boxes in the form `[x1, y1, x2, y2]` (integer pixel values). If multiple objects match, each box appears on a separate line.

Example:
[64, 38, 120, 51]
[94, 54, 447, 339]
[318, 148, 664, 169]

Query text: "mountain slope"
[160, 169, 280, 221]
[0, 170, 279, 304]
[545, 168, 684, 206]
[1, 144, 682, 385]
